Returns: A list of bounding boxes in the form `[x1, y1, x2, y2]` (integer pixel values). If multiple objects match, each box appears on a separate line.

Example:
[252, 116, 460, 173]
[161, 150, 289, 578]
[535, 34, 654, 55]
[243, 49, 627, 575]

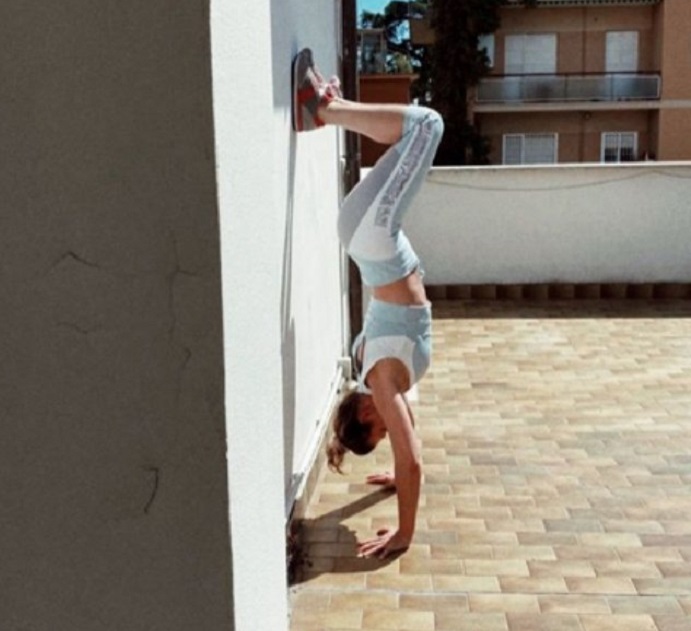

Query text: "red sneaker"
[292, 48, 334, 132]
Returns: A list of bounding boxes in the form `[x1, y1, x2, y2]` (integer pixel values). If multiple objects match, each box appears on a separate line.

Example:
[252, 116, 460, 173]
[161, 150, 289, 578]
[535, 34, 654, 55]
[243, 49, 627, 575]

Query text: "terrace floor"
[289, 299, 691, 631]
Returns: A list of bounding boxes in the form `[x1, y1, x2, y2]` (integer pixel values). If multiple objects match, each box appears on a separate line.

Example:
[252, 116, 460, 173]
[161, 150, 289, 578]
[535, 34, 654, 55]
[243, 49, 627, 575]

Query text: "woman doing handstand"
[293, 49, 443, 559]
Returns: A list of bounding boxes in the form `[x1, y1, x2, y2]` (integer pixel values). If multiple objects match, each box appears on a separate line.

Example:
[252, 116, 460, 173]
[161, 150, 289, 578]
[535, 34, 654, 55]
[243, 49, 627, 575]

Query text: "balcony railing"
[477, 73, 661, 104]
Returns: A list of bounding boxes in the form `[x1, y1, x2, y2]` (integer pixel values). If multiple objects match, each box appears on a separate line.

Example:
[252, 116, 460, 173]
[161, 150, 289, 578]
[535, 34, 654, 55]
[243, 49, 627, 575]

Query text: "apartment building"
[479, 0, 691, 164]
[411, 0, 691, 165]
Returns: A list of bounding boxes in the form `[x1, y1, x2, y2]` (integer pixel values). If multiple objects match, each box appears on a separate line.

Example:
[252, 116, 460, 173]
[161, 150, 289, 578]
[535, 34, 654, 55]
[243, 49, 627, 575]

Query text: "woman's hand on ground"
[357, 527, 410, 559]
[365, 471, 396, 489]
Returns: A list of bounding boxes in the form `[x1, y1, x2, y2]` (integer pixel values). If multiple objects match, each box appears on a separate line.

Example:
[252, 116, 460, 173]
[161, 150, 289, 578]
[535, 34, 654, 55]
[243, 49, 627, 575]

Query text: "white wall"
[406, 163, 691, 285]
[212, 1, 346, 630]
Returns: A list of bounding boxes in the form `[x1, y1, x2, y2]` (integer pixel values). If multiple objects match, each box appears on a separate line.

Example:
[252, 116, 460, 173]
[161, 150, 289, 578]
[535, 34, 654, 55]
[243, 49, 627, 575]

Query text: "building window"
[503, 134, 558, 165]
[505, 34, 557, 74]
[357, 29, 387, 74]
[606, 31, 639, 73]
[479, 34, 495, 68]
[601, 132, 637, 163]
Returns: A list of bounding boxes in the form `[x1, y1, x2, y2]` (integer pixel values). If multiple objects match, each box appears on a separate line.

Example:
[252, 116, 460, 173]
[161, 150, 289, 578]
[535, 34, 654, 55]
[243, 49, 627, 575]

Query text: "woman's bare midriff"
[371, 269, 427, 306]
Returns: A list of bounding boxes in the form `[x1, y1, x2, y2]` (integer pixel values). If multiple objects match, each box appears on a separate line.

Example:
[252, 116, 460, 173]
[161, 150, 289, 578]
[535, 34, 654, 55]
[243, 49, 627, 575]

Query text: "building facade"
[477, 0, 691, 164]
[409, 0, 691, 165]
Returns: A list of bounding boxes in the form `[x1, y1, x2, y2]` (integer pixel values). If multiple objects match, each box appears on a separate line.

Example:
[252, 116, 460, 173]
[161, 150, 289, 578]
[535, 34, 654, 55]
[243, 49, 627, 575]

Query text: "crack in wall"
[167, 231, 197, 404]
[143, 466, 160, 514]
[54, 250, 102, 270]
[56, 321, 100, 336]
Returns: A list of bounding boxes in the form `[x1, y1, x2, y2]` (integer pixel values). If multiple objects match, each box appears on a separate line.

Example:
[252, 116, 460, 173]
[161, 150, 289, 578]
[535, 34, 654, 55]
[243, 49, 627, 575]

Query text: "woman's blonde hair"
[326, 387, 375, 473]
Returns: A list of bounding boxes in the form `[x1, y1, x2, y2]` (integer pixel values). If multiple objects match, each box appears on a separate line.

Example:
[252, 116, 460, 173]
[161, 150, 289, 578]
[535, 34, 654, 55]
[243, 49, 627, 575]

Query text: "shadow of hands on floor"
[289, 487, 400, 585]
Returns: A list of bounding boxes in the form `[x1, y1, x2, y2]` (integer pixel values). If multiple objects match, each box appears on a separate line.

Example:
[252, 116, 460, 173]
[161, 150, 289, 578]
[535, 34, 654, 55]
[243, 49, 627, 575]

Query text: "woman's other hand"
[357, 527, 410, 559]
[366, 471, 396, 489]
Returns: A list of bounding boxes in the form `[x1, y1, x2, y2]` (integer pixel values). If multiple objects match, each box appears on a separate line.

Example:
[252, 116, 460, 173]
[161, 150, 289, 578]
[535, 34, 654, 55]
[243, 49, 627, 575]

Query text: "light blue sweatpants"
[338, 106, 444, 287]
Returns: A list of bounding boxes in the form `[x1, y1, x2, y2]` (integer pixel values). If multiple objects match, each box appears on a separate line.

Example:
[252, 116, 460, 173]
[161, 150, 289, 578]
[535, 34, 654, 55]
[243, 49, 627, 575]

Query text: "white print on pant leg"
[374, 120, 434, 229]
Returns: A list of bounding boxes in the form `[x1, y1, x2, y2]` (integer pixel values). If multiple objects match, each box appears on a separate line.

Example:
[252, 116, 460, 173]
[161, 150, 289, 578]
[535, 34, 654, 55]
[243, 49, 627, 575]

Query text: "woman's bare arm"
[357, 362, 421, 558]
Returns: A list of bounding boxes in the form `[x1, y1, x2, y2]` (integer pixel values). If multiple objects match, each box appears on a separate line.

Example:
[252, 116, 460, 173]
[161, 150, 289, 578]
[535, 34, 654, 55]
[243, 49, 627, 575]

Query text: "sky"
[358, 0, 392, 16]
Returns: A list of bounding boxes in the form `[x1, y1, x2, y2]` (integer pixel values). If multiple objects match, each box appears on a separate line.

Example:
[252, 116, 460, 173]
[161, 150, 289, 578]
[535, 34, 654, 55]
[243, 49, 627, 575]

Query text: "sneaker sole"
[292, 48, 314, 132]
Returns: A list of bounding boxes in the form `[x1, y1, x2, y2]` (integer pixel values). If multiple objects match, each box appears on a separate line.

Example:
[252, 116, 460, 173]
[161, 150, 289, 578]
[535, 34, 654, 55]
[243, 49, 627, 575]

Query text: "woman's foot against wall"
[292, 48, 335, 132]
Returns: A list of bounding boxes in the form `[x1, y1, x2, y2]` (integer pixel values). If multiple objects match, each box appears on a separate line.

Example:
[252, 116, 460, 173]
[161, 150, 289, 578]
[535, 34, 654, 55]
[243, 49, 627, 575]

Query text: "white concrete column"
[211, 1, 290, 629]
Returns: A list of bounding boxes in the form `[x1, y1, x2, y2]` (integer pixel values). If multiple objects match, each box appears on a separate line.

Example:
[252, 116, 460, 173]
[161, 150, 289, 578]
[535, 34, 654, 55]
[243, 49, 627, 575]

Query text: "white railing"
[477, 73, 661, 103]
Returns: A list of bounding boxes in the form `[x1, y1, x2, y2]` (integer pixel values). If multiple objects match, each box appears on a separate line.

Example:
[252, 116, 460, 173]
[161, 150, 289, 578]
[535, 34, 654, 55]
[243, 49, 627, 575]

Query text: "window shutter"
[606, 31, 638, 73]
[505, 35, 524, 74]
[524, 134, 557, 164]
[505, 34, 556, 74]
[503, 134, 557, 165]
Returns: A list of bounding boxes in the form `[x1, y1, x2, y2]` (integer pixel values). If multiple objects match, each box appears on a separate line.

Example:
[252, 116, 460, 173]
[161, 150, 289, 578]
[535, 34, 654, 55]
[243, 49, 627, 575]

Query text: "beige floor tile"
[398, 557, 464, 575]
[500, 576, 568, 594]
[506, 613, 583, 631]
[678, 596, 691, 614]
[469, 594, 540, 613]
[658, 563, 691, 578]
[289, 607, 362, 629]
[362, 609, 435, 631]
[492, 545, 556, 560]
[579, 614, 657, 631]
[328, 592, 398, 610]
[618, 547, 684, 563]
[399, 593, 469, 611]
[539, 594, 610, 614]
[300, 572, 366, 590]
[653, 616, 691, 631]
[579, 533, 643, 547]
[366, 573, 433, 592]
[435, 612, 508, 631]
[592, 561, 662, 579]
[634, 578, 691, 595]
[290, 588, 331, 610]
[528, 560, 597, 578]
[465, 559, 530, 577]
[433, 575, 501, 593]
[606, 595, 684, 615]
[565, 577, 638, 595]
[431, 543, 493, 560]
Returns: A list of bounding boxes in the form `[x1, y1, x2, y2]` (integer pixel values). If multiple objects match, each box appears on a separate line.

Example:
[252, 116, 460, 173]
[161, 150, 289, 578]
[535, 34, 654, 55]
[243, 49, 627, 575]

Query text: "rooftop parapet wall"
[404, 163, 691, 286]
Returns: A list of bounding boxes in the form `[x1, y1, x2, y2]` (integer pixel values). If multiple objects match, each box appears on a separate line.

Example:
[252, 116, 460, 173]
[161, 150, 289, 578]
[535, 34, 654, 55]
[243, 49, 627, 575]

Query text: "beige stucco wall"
[658, 0, 691, 100]
[494, 5, 657, 75]
[657, 109, 691, 160]
[655, 0, 691, 158]
[479, 110, 653, 164]
[1, 2, 233, 630]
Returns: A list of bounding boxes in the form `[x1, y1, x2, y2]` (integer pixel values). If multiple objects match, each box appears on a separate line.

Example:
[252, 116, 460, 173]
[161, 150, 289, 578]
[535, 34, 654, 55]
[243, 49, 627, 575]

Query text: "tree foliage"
[360, 0, 526, 165]
[360, 1, 429, 75]
[430, 0, 509, 165]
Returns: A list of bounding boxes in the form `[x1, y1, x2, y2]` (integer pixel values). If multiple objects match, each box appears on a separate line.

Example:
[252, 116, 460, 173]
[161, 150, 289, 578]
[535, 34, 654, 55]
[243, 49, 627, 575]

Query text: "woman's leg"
[318, 99, 406, 146]
[334, 102, 444, 286]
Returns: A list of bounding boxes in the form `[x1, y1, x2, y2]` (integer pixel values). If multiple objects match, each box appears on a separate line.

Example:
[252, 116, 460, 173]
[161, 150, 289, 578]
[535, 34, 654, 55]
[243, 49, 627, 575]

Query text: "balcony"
[477, 73, 661, 105]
